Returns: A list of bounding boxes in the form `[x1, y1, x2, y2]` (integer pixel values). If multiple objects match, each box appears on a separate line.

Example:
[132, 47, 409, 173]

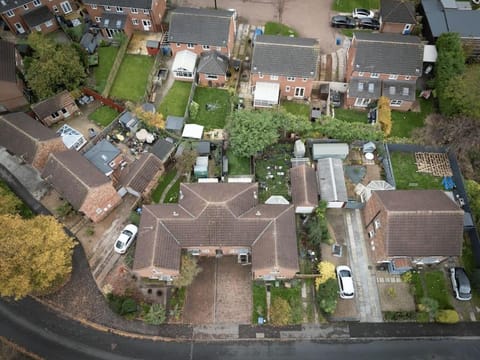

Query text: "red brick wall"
[363, 192, 388, 262]
[171, 43, 229, 58]
[380, 22, 415, 34]
[80, 182, 122, 223]
[33, 137, 67, 171]
[198, 73, 227, 87]
[250, 74, 314, 99]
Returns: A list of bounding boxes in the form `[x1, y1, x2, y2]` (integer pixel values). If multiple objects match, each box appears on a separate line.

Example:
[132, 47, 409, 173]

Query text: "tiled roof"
[290, 165, 318, 209]
[133, 183, 298, 275]
[374, 190, 464, 257]
[352, 32, 423, 76]
[252, 35, 318, 78]
[84, 139, 121, 175]
[348, 78, 382, 99]
[0, 39, 16, 83]
[0, 112, 57, 164]
[0, 0, 30, 12]
[168, 7, 233, 47]
[31, 91, 75, 119]
[316, 158, 348, 203]
[100, 13, 127, 30]
[42, 150, 110, 210]
[83, 0, 153, 9]
[119, 153, 163, 195]
[22, 5, 53, 28]
[198, 51, 229, 75]
[382, 80, 416, 101]
[150, 138, 175, 162]
[380, 0, 416, 23]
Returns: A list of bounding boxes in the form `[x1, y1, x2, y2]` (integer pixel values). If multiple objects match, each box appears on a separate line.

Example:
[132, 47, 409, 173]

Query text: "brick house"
[251, 35, 319, 107]
[0, 39, 28, 111]
[31, 90, 79, 126]
[42, 150, 122, 222]
[0, 112, 66, 170]
[168, 7, 236, 58]
[197, 51, 229, 87]
[133, 183, 299, 281]
[346, 32, 423, 111]
[82, 0, 166, 39]
[0, 0, 76, 35]
[363, 190, 464, 270]
[379, 0, 417, 34]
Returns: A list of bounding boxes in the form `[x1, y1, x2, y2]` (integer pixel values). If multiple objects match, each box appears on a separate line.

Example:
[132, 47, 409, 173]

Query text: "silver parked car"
[450, 267, 472, 301]
[114, 224, 138, 254]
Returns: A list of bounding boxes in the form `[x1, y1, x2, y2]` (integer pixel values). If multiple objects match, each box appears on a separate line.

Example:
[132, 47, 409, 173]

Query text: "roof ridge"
[49, 152, 92, 192]
[251, 219, 275, 247]
[3, 117, 43, 146]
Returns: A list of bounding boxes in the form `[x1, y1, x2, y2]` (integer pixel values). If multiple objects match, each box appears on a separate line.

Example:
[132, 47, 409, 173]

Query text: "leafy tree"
[316, 117, 383, 142]
[172, 255, 202, 288]
[143, 303, 166, 325]
[377, 96, 392, 136]
[25, 32, 86, 100]
[175, 148, 197, 181]
[0, 214, 75, 300]
[315, 261, 336, 288]
[466, 180, 480, 228]
[133, 105, 165, 130]
[306, 202, 330, 246]
[316, 278, 338, 314]
[441, 65, 480, 119]
[0, 183, 22, 215]
[269, 297, 291, 326]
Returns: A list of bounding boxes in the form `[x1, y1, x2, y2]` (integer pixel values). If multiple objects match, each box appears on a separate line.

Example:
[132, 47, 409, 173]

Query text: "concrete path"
[344, 209, 383, 322]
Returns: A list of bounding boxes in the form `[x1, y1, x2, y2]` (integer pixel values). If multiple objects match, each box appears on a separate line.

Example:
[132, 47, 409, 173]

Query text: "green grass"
[151, 169, 177, 203]
[88, 106, 119, 127]
[270, 282, 303, 324]
[192, 87, 231, 130]
[332, 0, 380, 12]
[158, 81, 192, 117]
[410, 271, 425, 304]
[264, 22, 298, 37]
[389, 152, 443, 190]
[424, 271, 453, 310]
[94, 46, 119, 93]
[281, 101, 310, 119]
[110, 54, 154, 102]
[164, 178, 181, 203]
[227, 153, 251, 175]
[252, 283, 267, 324]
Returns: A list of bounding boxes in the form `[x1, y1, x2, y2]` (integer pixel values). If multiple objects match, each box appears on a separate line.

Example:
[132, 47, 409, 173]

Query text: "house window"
[374, 220, 381, 230]
[202, 45, 210, 50]
[357, 82, 364, 91]
[51, 111, 60, 119]
[368, 83, 374, 93]
[370, 73, 379, 78]
[389, 74, 398, 80]
[405, 75, 411, 80]
[33, 0, 41, 7]
[358, 71, 364, 76]
[91, 4, 97, 10]
[52, 5, 58, 13]
[270, 75, 278, 80]
[287, 76, 295, 81]
[390, 99, 403, 106]
[285, 86, 291, 92]
[35, 25, 41, 32]
[23, 4, 29, 10]
[354, 98, 370, 107]
[206, 74, 218, 80]
[104, 5, 110, 11]
[302, 78, 307, 82]
[60, 1, 72, 14]
[116, 6, 123, 13]
[131, 8, 138, 14]
[294, 87, 305, 98]
[45, 20, 53, 27]
[176, 43, 181, 47]
[402, 87, 409, 96]
[368, 230, 375, 238]
[132, 18, 138, 25]
[187, 43, 194, 49]
[389, 86, 396, 95]
[216, 46, 221, 51]
[258, 73, 264, 79]
[6, 10, 14, 17]
[143, 9, 149, 14]
[95, 16, 101, 23]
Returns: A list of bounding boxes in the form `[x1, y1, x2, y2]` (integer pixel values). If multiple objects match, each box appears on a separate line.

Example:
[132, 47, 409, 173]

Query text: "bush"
[416, 311, 430, 323]
[143, 303, 166, 325]
[316, 278, 338, 315]
[106, 293, 138, 316]
[270, 297, 291, 326]
[315, 261, 336, 288]
[418, 297, 439, 318]
[435, 310, 460, 324]
[121, 298, 138, 315]
[383, 311, 416, 322]
[189, 101, 200, 120]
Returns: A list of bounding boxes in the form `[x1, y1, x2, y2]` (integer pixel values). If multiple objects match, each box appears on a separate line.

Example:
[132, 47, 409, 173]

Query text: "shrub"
[401, 271, 413, 283]
[189, 101, 200, 120]
[270, 297, 291, 326]
[416, 311, 430, 323]
[143, 303, 166, 325]
[315, 261, 336, 288]
[129, 211, 141, 226]
[121, 298, 138, 315]
[106, 293, 138, 316]
[383, 311, 416, 321]
[418, 297, 439, 318]
[55, 202, 73, 218]
[316, 278, 338, 315]
[435, 310, 460, 324]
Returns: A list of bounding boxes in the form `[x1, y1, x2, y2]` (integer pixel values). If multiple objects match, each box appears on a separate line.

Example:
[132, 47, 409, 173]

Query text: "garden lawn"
[270, 282, 303, 324]
[264, 22, 298, 37]
[151, 169, 177, 203]
[110, 54, 154, 102]
[164, 178, 181, 203]
[158, 81, 191, 117]
[192, 87, 231, 130]
[281, 100, 310, 119]
[424, 271, 453, 310]
[252, 283, 267, 324]
[228, 153, 251, 175]
[389, 152, 443, 190]
[94, 46, 119, 93]
[332, 0, 380, 12]
[88, 106, 119, 127]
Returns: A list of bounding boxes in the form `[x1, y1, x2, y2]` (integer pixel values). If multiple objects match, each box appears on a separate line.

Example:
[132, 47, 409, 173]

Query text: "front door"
[142, 19, 151, 31]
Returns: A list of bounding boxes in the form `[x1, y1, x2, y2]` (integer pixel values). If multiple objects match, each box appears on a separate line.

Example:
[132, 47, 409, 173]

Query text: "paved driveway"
[174, 0, 339, 53]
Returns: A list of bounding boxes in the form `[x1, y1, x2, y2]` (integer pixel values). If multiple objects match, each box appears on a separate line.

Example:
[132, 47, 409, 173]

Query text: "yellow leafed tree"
[0, 214, 75, 300]
[377, 96, 392, 136]
[315, 261, 336, 289]
[0, 184, 22, 215]
[134, 105, 165, 129]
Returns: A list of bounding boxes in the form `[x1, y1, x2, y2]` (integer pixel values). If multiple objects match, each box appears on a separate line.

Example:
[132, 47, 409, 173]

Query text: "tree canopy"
[0, 182, 22, 215]
[0, 214, 75, 300]
[377, 96, 392, 136]
[26, 32, 86, 100]
[317, 117, 384, 142]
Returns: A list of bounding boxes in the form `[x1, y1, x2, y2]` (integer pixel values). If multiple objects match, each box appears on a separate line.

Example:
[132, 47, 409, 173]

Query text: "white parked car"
[114, 224, 138, 254]
[352, 8, 375, 19]
[450, 267, 472, 301]
[336, 265, 354, 299]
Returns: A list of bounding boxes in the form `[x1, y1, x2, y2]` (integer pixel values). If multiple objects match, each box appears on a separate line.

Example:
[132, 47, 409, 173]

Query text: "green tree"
[0, 214, 75, 300]
[172, 255, 202, 288]
[306, 202, 330, 246]
[25, 32, 86, 100]
[441, 65, 480, 119]
[466, 179, 480, 228]
[316, 278, 338, 314]
[143, 303, 166, 325]
[270, 297, 291, 326]
[316, 117, 384, 142]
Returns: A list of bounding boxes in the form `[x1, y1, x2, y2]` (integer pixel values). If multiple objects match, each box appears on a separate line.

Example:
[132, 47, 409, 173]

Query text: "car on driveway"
[331, 15, 356, 28]
[358, 17, 380, 30]
[336, 265, 354, 299]
[352, 8, 375, 19]
[450, 267, 472, 301]
[114, 224, 138, 254]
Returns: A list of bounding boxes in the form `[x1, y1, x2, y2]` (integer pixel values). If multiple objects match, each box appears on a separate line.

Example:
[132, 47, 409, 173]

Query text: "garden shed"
[312, 143, 349, 160]
[182, 124, 204, 139]
[146, 40, 160, 56]
[194, 156, 209, 178]
[165, 115, 185, 134]
[253, 82, 280, 108]
[316, 157, 348, 208]
[150, 138, 175, 163]
[118, 111, 139, 132]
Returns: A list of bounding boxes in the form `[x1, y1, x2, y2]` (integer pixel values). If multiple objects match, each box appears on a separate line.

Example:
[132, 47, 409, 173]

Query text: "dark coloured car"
[450, 267, 472, 301]
[358, 18, 380, 30]
[331, 15, 356, 28]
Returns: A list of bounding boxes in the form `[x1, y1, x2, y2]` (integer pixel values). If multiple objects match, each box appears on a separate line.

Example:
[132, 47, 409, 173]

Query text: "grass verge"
[332, 0, 380, 12]
[264, 22, 298, 37]
[252, 283, 267, 324]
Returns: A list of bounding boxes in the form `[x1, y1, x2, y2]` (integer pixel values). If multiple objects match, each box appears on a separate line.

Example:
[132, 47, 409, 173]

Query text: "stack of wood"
[415, 152, 452, 176]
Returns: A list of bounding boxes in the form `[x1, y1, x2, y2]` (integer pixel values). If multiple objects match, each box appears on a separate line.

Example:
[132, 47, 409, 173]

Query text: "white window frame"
[354, 98, 370, 107]
[285, 85, 291, 92]
[405, 75, 411, 80]
[33, 0, 41, 7]
[132, 18, 138, 25]
[216, 46, 221, 51]
[186, 43, 194, 49]
[206, 74, 218, 80]
[374, 220, 381, 230]
[60, 1, 72, 14]
[388, 74, 398, 80]
[35, 25, 41, 31]
[370, 73, 379, 78]
[294, 87, 305, 98]
[358, 71, 364, 76]
[116, 6, 123, 13]
[45, 19, 53, 27]
[176, 43, 181, 47]
[368, 230, 375, 238]
[6, 10, 14, 17]
[390, 99, 403, 106]
[270, 75, 278, 80]
[258, 73, 264, 79]
[131, 8, 138, 14]
[202, 45, 210, 50]
[402, 87, 409, 96]
[287, 76, 295, 81]
[95, 16, 101, 23]
[52, 5, 58, 13]
[302, 78, 307, 82]
[143, 9, 149, 14]
[104, 5, 110, 11]
[91, 4, 97, 10]
[23, 4, 29, 10]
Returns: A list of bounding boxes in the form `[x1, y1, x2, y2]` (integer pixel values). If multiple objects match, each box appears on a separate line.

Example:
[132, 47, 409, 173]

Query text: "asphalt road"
[2, 297, 480, 360]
